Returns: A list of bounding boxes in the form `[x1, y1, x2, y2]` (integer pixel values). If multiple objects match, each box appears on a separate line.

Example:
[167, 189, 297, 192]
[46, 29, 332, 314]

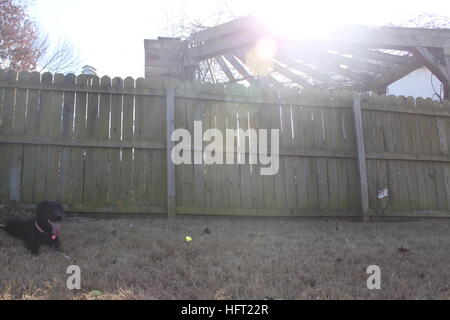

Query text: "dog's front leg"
[28, 242, 40, 255]
[25, 232, 40, 255]
[54, 238, 61, 250]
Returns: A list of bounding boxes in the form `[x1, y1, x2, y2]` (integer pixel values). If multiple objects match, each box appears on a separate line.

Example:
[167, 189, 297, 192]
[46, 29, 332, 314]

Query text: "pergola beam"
[188, 30, 259, 60]
[192, 17, 261, 43]
[223, 54, 258, 85]
[411, 47, 449, 83]
[272, 62, 312, 88]
[281, 46, 388, 75]
[275, 53, 343, 87]
[206, 59, 217, 84]
[317, 51, 389, 74]
[349, 49, 411, 65]
[233, 51, 285, 88]
[232, 50, 312, 88]
[286, 24, 450, 48]
[223, 54, 253, 78]
[372, 56, 422, 92]
[264, 75, 285, 88]
[215, 55, 236, 82]
[288, 52, 371, 84]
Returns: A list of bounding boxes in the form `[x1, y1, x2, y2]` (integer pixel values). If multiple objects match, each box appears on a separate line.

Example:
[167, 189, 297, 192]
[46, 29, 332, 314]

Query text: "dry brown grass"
[0, 216, 449, 300]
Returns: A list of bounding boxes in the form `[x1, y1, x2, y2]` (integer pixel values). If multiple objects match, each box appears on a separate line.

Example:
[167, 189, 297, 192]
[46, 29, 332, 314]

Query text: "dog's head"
[36, 201, 64, 238]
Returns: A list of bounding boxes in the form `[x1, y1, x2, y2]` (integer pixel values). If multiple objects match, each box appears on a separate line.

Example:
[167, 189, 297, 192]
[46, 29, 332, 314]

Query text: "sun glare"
[254, 36, 278, 60]
[243, 3, 346, 76]
[253, 3, 345, 40]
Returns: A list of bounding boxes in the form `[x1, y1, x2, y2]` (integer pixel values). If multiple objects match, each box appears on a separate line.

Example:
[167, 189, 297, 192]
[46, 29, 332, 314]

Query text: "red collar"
[35, 219, 57, 240]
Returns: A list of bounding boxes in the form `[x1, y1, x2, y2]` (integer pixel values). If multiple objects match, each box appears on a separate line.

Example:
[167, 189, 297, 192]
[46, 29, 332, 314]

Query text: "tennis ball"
[89, 290, 103, 297]
[185, 236, 193, 242]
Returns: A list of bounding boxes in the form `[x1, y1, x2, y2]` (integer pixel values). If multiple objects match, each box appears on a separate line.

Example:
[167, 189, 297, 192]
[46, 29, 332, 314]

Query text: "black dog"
[1, 201, 63, 255]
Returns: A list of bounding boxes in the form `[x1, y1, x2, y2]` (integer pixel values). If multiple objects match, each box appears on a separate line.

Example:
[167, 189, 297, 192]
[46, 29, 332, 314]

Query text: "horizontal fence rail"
[0, 69, 449, 218]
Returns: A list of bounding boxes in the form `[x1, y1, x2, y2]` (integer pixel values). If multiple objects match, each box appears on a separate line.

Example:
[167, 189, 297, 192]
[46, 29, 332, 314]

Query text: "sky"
[28, 0, 450, 78]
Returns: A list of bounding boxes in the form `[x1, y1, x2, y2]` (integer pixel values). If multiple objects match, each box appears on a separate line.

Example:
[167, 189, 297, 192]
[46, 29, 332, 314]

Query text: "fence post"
[352, 95, 370, 221]
[166, 86, 176, 219]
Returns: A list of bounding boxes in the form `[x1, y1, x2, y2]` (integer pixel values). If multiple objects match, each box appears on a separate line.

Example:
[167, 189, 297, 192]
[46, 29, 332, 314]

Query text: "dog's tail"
[0, 223, 5, 231]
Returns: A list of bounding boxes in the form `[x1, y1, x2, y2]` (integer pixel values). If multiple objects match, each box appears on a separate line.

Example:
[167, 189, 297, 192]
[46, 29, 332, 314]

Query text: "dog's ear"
[52, 200, 64, 213]
[36, 201, 48, 213]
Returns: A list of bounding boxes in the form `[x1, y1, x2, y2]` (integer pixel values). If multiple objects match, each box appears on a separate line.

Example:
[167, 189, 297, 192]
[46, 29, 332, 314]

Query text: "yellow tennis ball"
[185, 236, 193, 242]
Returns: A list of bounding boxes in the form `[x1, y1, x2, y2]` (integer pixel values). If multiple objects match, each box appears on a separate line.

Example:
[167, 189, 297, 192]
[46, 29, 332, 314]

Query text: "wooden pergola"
[174, 17, 450, 99]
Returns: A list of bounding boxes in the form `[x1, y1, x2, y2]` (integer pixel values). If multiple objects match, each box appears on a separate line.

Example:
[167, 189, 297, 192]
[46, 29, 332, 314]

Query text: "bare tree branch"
[161, 1, 240, 83]
[37, 37, 82, 74]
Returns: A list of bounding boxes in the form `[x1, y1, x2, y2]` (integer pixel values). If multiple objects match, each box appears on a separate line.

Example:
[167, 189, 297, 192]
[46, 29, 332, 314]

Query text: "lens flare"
[254, 36, 277, 60]
[245, 36, 277, 77]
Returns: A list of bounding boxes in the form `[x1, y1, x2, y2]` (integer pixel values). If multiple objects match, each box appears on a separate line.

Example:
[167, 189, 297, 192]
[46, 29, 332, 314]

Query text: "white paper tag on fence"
[378, 188, 388, 199]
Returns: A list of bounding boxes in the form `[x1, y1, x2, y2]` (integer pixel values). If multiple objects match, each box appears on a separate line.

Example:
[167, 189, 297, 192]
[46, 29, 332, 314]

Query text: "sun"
[251, 2, 345, 40]
[254, 36, 278, 60]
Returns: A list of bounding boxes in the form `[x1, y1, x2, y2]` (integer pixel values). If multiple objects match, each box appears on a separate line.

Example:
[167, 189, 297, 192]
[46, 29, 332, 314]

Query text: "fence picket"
[84, 75, 100, 206]
[120, 77, 134, 205]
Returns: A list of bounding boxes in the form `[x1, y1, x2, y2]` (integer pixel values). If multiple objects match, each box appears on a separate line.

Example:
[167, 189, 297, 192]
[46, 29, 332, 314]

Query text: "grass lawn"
[0, 215, 449, 299]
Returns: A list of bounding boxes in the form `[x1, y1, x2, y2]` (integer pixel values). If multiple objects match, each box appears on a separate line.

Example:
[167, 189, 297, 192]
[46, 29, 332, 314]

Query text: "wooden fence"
[0, 70, 449, 218]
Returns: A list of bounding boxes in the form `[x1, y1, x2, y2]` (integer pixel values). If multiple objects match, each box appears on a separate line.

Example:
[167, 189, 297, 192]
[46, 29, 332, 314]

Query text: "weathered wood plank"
[70, 74, 88, 205]
[91, 76, 111, 206]
[59, 74, 76, 204]
[132, 78, 147, 206]
[176, 206, 360, 217]
[33, 73, 52, 202]
[21, 72, 41, 203]
[45, 74, 64, 200]
[212, 96, 227, 209]
[283, 105, 296, 151]
[443, 163, 450, 210]
[120, 77, 134, 205]
[166, 86, 176, 218]
[108, 77, 123, 207]
[352, 96, 369, 219]
[237, 103, 253, 209]
[175, 96, 194, 208]
[260, 103, 276, 209]
[203, 97, 217, 208]
[324, 107, 340, 209]
[417, 99, 440, 210]
[9, 72, 28, 202]
[249, 100, 265, 209]
[192, 98, 206, 208]
[346, 159, 359, 210]
[270, 104, 286, 209]
[83, 76, 101, 205]
[391, 108, 411, 210]
[226, 100, 242, 209]
[147, 78, 167, 209]
[0, 71, 17, 200]
[400, 102, 419, 210]
[295, 158, 308, 208]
